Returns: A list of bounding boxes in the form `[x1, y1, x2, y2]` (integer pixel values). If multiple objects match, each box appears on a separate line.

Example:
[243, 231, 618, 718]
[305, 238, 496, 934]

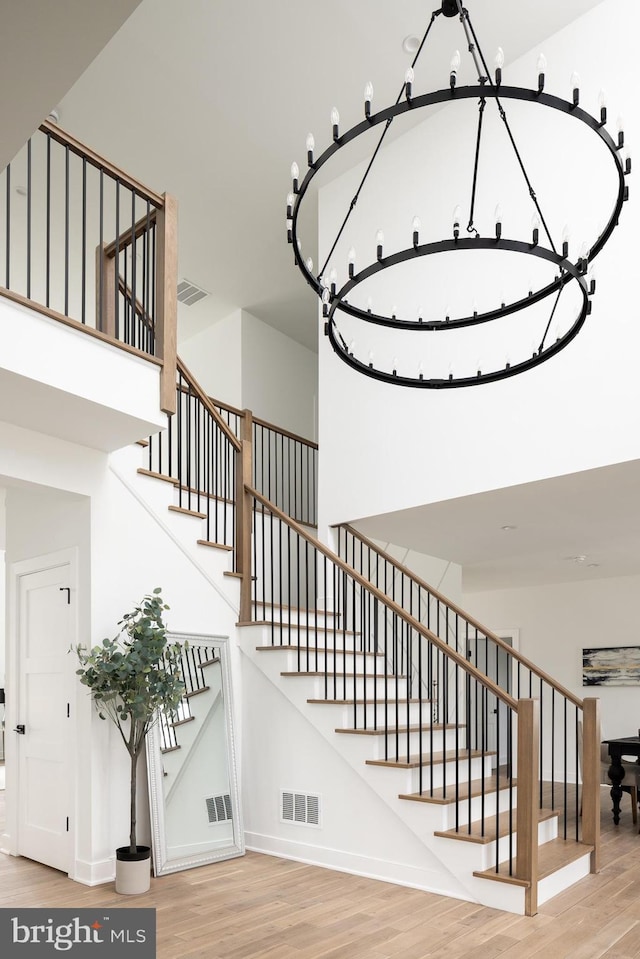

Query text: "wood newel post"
[237, 410, 253, 622]
[516, 698, 539, 917]
[95, 242, 116, 339]
[582, 697, 601, 874]
[155, 193, 178, 415]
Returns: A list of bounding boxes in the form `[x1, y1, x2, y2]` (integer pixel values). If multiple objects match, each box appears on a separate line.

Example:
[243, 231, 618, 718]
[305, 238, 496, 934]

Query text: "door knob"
[14, 724, 25, 734]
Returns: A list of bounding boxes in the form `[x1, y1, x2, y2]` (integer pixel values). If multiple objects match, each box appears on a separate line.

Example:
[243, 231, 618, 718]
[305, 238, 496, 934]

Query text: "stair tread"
[197, 539, 233, 551]
[137, 467, 178, 485]
[161, 745, 181, 754]
[171, 716, 195, 727]
[367, 748, 494, 769]
[434, 807, 558, 844]
[399, 774, 515, 805]
[252, 627, 360, 637]
[473, 838, 593, 887]
[168, 505, 207, 519]
[336, 723, 461, 736]
[185, 685, 210, 698]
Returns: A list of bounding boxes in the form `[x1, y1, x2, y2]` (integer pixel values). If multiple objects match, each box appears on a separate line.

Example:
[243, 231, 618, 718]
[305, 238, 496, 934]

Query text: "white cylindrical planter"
[115, 846, 151, 895]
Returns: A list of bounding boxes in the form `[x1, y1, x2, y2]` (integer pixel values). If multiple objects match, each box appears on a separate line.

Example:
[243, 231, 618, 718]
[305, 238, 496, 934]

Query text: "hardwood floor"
[0, 788, 639, 958]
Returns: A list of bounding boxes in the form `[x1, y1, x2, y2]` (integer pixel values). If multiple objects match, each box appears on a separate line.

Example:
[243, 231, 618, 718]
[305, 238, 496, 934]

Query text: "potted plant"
[75, 588, 185, 894]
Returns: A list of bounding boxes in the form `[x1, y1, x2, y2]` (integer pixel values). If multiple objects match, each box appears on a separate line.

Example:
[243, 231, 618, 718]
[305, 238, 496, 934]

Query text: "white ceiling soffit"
[0, 0, 143, 172]
[55, 0, 606, 352]
[351, 459, 640, 593]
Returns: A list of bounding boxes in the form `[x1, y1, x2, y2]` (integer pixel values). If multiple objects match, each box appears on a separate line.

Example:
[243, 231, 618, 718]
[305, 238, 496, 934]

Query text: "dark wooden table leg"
[608, 755, 625, 825]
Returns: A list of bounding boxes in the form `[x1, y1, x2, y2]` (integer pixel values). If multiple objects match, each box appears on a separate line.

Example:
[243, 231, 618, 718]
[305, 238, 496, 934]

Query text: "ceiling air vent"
[281, 790, 321, 827]
[206, 793, 233, 824]
[177, 278, 209, 306]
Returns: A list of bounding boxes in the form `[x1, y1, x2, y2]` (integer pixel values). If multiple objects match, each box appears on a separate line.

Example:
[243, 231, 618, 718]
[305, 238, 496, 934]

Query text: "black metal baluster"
[114, 179, 120, 340]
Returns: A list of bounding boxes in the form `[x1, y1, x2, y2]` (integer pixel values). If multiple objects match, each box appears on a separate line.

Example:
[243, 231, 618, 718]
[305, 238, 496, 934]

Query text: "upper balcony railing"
[0, 119, 177, 413]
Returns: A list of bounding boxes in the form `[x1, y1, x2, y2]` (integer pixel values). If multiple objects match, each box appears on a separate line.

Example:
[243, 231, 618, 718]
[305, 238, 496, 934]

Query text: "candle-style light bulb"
[305, 256, 314, 273]
[348, 339, 355, 356]
[537, 52, 547, 93]
[453, 204, 461, 239]
[306, 133, 315, 166]
[405, 66, 414, 100]
[364, 81, 374, 118]
[412, 216, 421, 247]
[598, 89, 607, 125]
[417, 305, 424, 322]
[291, 161, 299, 193]
[617, 115, 625, 149]
[418, 360, 424, 380]
[450, 49, 461, 89]
[375, 228, 384, 260]
[329, 267, 338, 293]
[366, 297, 373, 313]
[286, 192, 294, 218]
[570, 71, 580, 107]
[562, 224, 570, 258]
[347, 246, 356, 278]
[331, 107, 340, 140]
[494, 47, 504, 86]
[368, 350, 374, 368]
[578, 241, 589, 272]
[588, 266, 597, 295]
[495, 203, 502, 240]
[531, 212, 541, 246]
[392, 356, 398, 376]
[321, 287, 331, 315]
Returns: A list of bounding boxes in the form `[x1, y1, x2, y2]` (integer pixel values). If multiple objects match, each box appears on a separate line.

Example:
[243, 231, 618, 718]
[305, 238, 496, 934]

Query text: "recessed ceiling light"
[500, 524, 517, 531]
[402, 35, 420, 54]
[587, 562, 600, 568]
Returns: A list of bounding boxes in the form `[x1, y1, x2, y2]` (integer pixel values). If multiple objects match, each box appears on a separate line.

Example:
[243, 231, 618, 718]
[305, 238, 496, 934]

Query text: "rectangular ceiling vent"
[206, 793, 233, 824]
[281, 790, 321, 828]
[177, 278, 210, 306]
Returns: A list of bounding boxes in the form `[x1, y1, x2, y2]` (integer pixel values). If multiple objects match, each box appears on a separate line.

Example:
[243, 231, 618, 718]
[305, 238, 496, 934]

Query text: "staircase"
[127, 357, 601, 917]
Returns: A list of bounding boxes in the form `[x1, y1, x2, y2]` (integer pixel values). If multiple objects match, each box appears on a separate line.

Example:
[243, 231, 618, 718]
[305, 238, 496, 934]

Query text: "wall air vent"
[177, 278, 210, 306]
[281, 790, 321, 827]
[206, 794, 233, 824]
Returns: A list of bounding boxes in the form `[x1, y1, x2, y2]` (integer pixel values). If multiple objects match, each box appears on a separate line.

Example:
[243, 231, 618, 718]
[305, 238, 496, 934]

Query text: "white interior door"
[16, 560, 73, 872]
[470, 636, 513, 767]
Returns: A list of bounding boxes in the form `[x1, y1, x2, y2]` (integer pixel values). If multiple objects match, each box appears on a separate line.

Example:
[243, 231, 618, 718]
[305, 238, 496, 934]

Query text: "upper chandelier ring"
[286, 0, 631, 387]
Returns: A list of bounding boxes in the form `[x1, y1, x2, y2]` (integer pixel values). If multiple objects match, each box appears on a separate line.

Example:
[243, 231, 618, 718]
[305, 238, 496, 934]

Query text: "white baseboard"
[71, 857, 115, 886]
[244, 830, 474, 903]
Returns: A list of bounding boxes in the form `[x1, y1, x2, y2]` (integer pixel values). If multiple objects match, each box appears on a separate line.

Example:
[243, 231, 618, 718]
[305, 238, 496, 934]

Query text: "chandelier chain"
[467, 97, 486, 236]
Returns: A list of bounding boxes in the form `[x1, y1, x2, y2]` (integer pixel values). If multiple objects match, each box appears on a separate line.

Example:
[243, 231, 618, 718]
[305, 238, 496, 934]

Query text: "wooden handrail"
[39, 120, 164, 207]
[341, 523, 584, 710]
[210, 395, 319, 450]
[177, 359, 241, 452]
[246, 485, 519, 711]
[104, 209, 158, 260]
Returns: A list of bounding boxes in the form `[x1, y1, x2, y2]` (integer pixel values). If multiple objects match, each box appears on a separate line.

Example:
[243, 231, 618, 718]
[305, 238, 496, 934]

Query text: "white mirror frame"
[146, 631, 244, 876]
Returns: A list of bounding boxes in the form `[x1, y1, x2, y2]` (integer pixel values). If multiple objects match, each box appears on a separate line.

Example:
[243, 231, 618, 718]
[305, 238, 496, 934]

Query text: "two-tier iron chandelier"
[286, 0, 630, 388]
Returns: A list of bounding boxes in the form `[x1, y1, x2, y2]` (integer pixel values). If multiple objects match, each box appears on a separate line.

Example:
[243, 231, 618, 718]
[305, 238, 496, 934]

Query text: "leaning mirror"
[146, 632, 244, 875]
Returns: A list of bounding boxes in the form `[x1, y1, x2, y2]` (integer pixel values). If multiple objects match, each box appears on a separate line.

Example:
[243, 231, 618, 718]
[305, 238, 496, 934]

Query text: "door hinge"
[67, 703, 70, 718]
[59, 587, 71, 604]
[66, 817, 69, 832]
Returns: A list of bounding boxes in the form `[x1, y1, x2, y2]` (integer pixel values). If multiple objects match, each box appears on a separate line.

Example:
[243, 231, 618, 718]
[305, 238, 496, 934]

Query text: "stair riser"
[434, 814, 558, 877]
[319, 701, 428, 727]
[370, 726, 462, 760]
[262, 649, 391, 674]
[369, 754, 490, 795]
[257, 627, 364, 651]
[442, 785, 517, 829]
[305, 675, 411, 700]
[252, 610, 341, 631]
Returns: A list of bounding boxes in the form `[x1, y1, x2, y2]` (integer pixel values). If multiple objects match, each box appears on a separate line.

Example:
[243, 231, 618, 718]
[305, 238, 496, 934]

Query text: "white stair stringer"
[239, 622, 592, 915]
[109, 444, 240, 613]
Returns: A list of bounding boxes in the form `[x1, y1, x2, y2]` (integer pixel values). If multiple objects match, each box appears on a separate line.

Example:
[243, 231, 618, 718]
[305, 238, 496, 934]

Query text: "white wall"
[241, 311, 317, 441]
[464, 572, 640, 741]
[178, 309, 243, 408]
[317, 0, 640, 532]
[178, 308, 318, 442]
